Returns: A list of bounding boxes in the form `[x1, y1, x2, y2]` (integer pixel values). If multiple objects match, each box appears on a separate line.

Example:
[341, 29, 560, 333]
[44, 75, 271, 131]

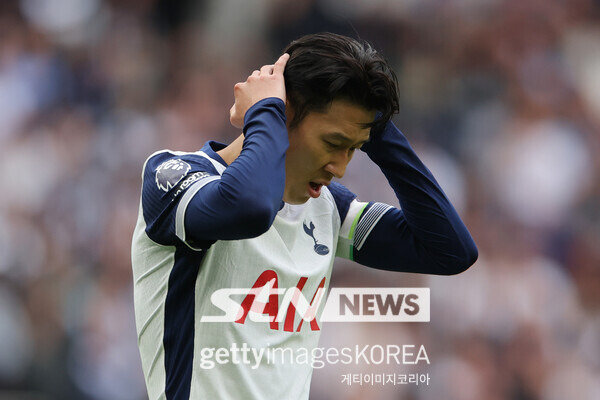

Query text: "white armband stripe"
[336, 200, 368, 260]
[340, 200, 368, 240]
[175, 176, 220, 249]
[354, 202, 393, 251]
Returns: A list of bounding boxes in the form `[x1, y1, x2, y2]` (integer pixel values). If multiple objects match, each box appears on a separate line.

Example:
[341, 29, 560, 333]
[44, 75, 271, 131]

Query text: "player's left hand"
[229, 53, 290, 129]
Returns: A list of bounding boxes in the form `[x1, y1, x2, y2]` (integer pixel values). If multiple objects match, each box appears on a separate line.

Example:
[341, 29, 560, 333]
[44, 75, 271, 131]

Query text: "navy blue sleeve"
[353, 121, 478, 275]
[183, 98, 288, 246]
[141, 152, 220, 247]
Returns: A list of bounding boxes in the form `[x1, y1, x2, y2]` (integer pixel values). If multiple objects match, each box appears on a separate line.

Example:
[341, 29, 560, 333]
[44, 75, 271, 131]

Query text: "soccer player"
[132, 32, 478, 399]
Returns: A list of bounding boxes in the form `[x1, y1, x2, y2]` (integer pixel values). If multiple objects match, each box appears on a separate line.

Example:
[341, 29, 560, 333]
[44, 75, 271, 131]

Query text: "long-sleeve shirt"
[131, 97, 477, 400]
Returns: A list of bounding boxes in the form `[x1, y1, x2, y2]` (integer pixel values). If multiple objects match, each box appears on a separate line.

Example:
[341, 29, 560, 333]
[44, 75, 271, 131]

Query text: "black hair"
[282, 32, 399, 132]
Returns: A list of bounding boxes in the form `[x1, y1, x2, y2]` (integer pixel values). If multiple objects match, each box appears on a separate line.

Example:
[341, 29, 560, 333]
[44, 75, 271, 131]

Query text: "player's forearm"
[185, 98, 288, 241]
[360, 121, 478, 273]
[223, 97, 288, 213]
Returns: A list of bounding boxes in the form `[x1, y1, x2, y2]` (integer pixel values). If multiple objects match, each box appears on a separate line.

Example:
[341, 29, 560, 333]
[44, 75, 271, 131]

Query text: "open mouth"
[308, 182, 323, 198]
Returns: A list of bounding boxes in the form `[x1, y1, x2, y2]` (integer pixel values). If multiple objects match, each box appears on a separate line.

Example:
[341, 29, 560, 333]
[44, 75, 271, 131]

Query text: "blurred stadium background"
[0, 0, 599, 399]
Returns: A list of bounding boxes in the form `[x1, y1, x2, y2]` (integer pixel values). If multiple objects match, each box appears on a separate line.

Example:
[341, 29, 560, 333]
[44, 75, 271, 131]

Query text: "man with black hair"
[132, 32, 477, 399]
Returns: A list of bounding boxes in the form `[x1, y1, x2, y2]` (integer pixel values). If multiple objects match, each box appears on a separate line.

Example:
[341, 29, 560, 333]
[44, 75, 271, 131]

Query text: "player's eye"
[324, 140, 342, 149]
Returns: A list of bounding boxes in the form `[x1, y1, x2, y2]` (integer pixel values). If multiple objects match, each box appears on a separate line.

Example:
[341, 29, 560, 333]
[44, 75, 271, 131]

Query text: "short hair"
[282, 32, 399, 132]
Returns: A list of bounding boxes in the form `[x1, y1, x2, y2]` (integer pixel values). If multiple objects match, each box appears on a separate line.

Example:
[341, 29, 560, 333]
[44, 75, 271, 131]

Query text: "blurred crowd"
[0, 0, 599, 399]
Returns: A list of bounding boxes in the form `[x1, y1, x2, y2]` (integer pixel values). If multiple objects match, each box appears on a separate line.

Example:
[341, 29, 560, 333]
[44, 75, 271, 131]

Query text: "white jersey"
[132, 143, 390, 399]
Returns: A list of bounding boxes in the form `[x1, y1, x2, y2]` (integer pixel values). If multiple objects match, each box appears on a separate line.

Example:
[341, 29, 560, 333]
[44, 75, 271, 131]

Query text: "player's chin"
[284, 188, 310, 205]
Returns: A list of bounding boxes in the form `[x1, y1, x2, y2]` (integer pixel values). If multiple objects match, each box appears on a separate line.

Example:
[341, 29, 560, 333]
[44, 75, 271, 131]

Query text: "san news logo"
[201, 278, 430, 326]
[322, 288, 430, 322]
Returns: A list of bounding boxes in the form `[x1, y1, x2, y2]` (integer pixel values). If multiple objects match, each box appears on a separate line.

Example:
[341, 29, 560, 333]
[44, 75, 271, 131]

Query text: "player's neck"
[216, 134, 244, 165]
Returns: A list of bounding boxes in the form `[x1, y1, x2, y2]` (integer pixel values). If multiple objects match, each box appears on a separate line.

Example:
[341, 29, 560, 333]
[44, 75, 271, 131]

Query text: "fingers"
[272, 53, 290, 74]
[249, 53, 289, 79]
[230, 53, 289, 130]
[260, 64, 273, 75]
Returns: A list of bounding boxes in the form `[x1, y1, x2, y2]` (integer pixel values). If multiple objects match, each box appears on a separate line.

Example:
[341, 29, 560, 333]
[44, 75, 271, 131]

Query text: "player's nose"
[324, 153, 350, 179]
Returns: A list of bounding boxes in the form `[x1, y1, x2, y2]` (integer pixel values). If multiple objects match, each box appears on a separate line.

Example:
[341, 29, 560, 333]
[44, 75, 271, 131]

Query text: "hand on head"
[229, 53, 290, 129]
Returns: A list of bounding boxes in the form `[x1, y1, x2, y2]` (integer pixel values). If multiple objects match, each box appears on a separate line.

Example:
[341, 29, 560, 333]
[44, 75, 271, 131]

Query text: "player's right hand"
[229, 53, 290, 129]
